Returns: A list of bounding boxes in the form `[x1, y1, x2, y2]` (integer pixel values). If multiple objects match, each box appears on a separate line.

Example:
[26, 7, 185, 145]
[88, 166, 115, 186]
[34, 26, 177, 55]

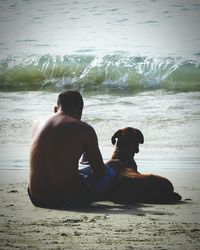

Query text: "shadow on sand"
[53, 199, 188, 217]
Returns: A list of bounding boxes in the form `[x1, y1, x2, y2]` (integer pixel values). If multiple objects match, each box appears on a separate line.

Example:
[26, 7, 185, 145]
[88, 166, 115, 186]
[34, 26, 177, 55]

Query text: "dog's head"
[111, 127, 144, 153]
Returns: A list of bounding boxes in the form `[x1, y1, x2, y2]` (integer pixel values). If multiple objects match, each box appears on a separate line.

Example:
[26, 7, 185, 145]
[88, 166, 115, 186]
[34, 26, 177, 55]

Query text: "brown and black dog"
[106, 127, 182, 204]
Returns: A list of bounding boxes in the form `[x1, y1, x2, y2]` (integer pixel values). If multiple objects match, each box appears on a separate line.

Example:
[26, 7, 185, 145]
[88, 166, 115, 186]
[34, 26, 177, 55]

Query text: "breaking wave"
[0, 54, 200, 93]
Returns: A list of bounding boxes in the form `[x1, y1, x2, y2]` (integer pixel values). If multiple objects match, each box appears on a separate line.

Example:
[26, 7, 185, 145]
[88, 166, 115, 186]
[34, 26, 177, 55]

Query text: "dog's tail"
[152, 192, 182, 204]
[171, 192, 182, 202]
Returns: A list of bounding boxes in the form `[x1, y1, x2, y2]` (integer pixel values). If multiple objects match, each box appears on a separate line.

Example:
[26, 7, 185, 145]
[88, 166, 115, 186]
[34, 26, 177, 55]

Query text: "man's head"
[55, 90, 84, 119]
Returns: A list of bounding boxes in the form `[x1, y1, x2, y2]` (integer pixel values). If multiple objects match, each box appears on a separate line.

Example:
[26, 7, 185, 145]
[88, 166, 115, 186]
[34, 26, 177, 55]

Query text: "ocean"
[0, 0, 200, 171]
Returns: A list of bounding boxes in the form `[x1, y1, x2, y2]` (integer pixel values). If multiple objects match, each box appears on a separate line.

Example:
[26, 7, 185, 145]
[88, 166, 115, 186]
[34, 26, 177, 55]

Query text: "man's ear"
[54, 106, 58, 113]
[111, 129, 123, 145]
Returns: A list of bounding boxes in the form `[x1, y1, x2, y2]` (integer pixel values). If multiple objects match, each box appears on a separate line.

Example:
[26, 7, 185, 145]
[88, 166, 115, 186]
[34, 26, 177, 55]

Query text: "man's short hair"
[57, 90, 84, 114]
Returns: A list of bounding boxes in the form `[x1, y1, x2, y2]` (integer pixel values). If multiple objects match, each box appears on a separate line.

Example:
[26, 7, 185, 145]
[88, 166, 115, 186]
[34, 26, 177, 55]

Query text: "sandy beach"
[0, 169, 200, 250]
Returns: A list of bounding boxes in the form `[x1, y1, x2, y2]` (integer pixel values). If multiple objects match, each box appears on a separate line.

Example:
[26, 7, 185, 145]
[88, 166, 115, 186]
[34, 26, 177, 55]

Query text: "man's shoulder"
[74, 120, 95, 133]
[32, 116, 50, 138]
[50, 114, 96, 136]
[64, 119, 96, 139]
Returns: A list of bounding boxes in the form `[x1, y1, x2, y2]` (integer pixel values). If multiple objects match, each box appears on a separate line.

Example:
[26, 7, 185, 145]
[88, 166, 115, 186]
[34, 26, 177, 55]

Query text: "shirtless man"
[29, 90, 117, 208]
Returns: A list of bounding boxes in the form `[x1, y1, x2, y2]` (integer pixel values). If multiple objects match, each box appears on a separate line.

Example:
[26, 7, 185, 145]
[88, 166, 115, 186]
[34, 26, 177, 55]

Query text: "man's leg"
[78, 164, 117, 194]
[78, 165, 94, 190]
[95, 165, 117, 193]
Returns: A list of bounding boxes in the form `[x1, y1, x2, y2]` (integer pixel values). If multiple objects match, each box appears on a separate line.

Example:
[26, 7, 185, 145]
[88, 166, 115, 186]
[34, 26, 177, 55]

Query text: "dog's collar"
[113, 147, 135, 160]
[112, 147, 138, 171]
[114, 147, 135, 155]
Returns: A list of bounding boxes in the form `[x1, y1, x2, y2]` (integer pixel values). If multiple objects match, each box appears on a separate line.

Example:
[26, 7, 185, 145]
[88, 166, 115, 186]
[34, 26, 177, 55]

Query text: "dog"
[106, 127, 182, 204]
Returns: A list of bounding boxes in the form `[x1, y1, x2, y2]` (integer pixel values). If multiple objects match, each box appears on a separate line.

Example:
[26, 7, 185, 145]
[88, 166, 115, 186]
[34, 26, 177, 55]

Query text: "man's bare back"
[29, 91, 106, 205]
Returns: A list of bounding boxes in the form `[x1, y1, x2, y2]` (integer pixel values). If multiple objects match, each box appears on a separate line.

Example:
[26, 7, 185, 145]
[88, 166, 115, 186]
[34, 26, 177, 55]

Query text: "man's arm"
[84, 126, 106, 179]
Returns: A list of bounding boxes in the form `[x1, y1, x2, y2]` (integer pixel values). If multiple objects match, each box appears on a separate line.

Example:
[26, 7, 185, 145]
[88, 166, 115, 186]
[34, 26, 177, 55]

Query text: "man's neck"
[58, 110, 81, 120]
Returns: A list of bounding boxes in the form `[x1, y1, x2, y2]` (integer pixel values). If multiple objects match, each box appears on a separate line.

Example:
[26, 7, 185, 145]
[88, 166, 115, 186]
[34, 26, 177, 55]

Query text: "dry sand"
[0, 169, 200, 250]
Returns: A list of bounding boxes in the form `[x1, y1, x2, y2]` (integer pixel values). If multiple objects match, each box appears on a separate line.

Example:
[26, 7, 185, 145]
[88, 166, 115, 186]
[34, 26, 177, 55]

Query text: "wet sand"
[0, 169, 200, 249]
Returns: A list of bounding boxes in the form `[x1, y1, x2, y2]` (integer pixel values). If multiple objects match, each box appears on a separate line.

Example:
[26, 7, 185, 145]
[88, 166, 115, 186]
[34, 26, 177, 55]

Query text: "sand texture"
[0, 169, 200, 250]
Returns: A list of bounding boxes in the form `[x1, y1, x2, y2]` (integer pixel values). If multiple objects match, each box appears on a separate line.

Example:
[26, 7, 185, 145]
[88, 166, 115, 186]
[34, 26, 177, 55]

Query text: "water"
[0, 0, 200, 56]
[0, 54, 200, 92]
[0, 0, 200, 171]
[0, 91, 199, 171]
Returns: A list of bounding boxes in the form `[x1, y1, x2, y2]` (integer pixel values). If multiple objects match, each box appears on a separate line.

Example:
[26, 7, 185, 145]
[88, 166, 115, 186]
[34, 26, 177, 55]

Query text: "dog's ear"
[111, 129, 123, 145]
[136, 129, 144, 144]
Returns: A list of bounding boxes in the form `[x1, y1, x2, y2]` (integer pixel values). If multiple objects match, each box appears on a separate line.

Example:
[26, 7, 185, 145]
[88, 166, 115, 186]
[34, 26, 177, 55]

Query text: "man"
[29, 90, 117, 208]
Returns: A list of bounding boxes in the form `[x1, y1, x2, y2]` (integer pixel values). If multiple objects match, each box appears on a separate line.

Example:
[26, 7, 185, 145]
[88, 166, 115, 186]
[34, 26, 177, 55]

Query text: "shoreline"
[0, 169, 200, 249]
